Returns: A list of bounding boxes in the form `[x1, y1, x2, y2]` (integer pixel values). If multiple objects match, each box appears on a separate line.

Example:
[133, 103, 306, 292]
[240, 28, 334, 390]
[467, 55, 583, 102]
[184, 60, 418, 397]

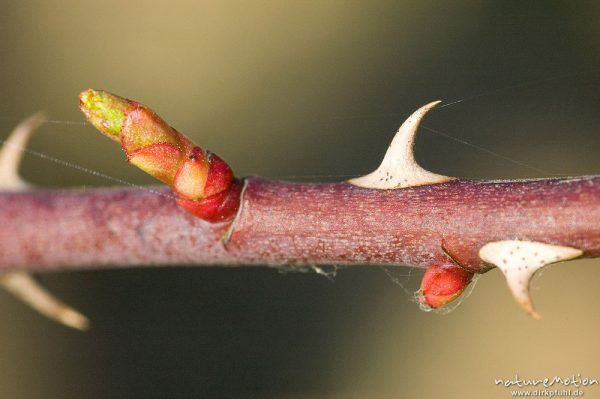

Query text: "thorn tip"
[0, 272, 89, 331]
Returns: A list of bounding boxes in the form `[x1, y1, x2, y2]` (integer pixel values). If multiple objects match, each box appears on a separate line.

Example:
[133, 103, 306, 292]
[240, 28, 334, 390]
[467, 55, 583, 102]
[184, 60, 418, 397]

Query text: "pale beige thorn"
[1, 114, 89, 330]
[479, 240, 583, 319]
[0, 112, 46, 191]
[348, 101, 455, 189]
[0, 272, 89, 330]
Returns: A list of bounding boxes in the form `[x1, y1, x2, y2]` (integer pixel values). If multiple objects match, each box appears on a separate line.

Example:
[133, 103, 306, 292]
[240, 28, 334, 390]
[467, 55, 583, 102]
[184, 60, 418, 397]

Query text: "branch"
[2, 92, 598, 328]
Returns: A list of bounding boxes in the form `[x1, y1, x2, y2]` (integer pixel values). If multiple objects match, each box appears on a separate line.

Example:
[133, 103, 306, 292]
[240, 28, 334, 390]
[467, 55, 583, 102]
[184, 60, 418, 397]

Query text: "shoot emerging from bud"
[79, 89, 241, 222]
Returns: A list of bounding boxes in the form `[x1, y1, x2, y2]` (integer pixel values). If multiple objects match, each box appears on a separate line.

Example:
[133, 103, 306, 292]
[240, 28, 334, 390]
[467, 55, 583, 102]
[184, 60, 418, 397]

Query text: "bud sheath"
[79, 89, 240, 222]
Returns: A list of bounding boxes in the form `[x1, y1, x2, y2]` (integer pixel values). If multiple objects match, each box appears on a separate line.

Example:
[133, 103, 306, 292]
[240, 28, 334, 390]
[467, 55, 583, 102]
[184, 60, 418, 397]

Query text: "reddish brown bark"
[1, 176, 599, 273]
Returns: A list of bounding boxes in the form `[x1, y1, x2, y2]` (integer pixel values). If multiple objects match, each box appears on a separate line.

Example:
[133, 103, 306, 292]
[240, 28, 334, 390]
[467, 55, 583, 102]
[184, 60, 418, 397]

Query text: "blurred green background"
[0, 1, 599, 398]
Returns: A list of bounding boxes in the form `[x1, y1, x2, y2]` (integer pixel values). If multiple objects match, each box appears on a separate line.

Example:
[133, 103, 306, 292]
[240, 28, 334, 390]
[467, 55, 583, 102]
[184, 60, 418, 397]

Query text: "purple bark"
[1, 176, 600, 274]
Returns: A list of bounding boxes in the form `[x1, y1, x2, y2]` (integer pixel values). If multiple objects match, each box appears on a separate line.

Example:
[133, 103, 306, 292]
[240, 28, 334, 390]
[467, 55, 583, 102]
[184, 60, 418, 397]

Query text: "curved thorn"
[0, 112, 46, 191]
[479, 240, 582, 319]
[0, 272, 89, 331]
[348, 101, 455, 189]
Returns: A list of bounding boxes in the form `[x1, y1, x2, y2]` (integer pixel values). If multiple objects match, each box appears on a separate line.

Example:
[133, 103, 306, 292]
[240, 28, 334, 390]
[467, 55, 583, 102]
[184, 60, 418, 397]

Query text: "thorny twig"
[1, 92, 598, 329]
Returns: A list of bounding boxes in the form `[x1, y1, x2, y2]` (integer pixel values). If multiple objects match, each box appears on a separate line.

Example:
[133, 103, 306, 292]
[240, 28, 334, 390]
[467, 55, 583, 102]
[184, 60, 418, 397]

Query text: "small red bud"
[419, 263, 473, 308]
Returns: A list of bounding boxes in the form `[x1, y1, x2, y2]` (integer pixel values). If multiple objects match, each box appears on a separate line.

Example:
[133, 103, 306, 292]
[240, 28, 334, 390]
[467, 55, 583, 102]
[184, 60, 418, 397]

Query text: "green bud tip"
[79, 89, 131, 138]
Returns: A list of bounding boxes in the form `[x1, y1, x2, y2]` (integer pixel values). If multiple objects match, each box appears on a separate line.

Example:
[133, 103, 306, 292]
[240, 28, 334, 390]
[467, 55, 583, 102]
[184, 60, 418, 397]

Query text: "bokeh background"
[0, 1, 599, 398]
